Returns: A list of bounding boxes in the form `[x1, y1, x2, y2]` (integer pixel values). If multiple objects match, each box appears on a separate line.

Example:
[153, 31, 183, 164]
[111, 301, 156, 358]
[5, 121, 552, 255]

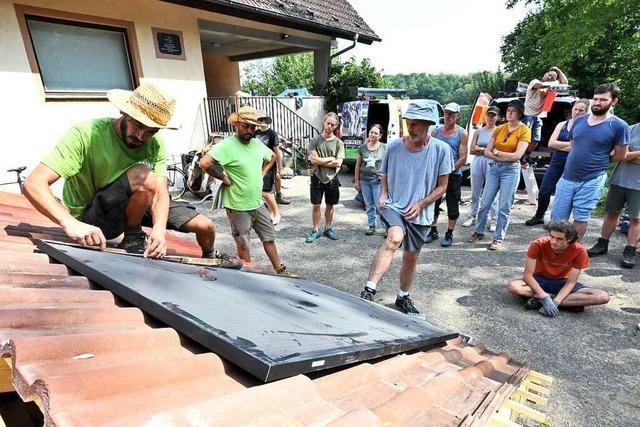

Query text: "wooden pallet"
[489, 370, 553, 426]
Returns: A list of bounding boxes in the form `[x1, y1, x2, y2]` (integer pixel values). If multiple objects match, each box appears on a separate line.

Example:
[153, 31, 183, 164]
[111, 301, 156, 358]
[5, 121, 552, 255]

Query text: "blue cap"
[403, 100, 439, 124]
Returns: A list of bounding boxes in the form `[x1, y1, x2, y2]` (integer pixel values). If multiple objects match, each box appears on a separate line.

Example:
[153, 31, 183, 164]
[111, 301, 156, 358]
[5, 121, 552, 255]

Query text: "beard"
[591, 103, 611, 116]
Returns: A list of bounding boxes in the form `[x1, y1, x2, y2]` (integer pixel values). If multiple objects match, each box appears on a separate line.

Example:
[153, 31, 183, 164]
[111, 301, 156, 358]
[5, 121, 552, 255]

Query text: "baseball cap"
[444, 102, 461, 113]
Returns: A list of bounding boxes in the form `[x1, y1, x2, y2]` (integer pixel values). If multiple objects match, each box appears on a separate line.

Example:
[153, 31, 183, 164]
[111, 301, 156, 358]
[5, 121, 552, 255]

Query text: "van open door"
[386, 95, 401, 143]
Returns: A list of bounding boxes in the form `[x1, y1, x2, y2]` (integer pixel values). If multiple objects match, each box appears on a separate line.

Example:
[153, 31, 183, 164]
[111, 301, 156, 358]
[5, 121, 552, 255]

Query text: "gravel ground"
[185, 173, 640, 426]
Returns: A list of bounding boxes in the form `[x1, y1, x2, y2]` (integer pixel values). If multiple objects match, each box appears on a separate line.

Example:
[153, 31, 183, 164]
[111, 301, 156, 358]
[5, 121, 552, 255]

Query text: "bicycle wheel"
[167, 165, 186, 200]
[185, 162, 212, 199]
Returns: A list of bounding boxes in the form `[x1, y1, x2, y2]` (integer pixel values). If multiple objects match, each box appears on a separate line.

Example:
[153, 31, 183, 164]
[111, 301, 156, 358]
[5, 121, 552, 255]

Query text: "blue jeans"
[470, 156, 498, 220]
[522, 115, 542, 142]
[361, 177, 381, 227]
[535, 151, 568, 218]
[475, 161, 520, 241]
[550, 174, 608, 222]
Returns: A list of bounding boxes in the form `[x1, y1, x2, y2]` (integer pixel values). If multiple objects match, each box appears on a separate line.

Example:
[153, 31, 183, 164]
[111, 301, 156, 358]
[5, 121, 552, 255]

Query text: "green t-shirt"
[208, 135, 273, 211]
[308, 134, 345, 184]
[42, 118, 167, 218]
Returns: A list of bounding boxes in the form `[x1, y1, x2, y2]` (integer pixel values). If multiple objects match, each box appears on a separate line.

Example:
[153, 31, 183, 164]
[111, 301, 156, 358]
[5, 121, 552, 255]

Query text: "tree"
[323, 57, 385, 112]
[501, 0, 640, 122]
[242, 53, 314, 96]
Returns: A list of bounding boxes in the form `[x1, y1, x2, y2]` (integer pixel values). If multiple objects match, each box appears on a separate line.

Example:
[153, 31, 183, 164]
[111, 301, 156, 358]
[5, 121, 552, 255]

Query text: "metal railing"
[203, 96, 320, 169]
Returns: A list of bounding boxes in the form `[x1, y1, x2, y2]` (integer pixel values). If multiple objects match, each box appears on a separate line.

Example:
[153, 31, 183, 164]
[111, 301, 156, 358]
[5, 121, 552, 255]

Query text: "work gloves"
[539, 295, 560, 317]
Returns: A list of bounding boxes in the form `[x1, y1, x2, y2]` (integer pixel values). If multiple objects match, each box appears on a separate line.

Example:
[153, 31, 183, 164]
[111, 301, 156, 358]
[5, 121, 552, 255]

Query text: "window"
[16, 6, 142, 98]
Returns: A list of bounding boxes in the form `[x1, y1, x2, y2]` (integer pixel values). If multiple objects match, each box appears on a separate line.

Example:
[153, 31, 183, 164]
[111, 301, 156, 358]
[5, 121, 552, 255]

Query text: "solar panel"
[39, 241, 457, 382]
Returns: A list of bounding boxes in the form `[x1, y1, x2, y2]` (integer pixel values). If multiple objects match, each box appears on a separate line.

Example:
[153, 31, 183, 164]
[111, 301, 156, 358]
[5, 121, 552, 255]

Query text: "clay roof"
[0, 191, 537, 426]
[165, 0, 380, 43]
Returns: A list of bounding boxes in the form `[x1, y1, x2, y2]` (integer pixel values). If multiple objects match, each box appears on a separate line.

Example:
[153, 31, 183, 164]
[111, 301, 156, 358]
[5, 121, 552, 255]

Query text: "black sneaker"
[202, 250, 243, 269]
[524, 297, 542, 310]
[117, 231, 147, 254]
[525, 216, 544, 226]
[424, 229, 439, 244]
[395, 295, 420, 314]
[360, 286, 376, 301]
[587, 238, 609, 257]
[276, 192, 291, 205]
[621, 245, 636, 269]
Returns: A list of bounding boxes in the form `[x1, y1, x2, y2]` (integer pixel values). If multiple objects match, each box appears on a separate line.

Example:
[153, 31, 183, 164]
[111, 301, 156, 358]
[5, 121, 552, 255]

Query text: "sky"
[337, 0, 530, 75]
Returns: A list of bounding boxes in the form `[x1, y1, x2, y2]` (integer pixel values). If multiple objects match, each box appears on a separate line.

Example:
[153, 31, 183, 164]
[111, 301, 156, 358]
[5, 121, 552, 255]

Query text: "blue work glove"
[539, 295, 560, 317]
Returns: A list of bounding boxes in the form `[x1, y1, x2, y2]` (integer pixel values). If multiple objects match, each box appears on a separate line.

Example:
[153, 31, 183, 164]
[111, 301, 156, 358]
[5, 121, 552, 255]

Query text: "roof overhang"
[161, 0, 380, 44]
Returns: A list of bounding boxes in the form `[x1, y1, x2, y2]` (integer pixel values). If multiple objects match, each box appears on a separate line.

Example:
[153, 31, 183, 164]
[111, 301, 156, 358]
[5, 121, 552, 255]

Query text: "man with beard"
[23, 83, 218, 259]
[359, 101, 453, 317]
[550, 83, 630, 240]
[199, 106, 292, 275]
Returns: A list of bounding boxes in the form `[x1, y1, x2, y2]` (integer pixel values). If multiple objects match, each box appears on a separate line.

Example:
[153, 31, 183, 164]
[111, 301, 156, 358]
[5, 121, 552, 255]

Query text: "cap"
[487, 106, 500, 115]
[444, 102, 461, 113]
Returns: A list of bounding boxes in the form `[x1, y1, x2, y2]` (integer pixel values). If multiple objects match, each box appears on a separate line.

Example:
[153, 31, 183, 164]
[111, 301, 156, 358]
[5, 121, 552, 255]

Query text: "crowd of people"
[21, 76, 637, 321]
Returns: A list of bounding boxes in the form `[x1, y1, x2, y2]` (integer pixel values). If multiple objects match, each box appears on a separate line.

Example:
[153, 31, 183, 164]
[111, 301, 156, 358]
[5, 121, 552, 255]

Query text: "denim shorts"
[522, 115, 542, 142]
[534, 275, 585, 294]
[551, 174, 608, 222]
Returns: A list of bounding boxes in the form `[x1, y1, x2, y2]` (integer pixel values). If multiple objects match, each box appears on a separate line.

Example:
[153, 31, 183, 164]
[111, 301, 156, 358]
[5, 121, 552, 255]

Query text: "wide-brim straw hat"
[108, 83, 178, 129]
[227, 105, 260, 126]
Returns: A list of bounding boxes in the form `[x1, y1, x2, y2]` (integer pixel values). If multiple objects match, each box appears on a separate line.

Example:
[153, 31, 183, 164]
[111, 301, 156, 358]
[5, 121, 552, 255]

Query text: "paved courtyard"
[186, 173, 640, 426]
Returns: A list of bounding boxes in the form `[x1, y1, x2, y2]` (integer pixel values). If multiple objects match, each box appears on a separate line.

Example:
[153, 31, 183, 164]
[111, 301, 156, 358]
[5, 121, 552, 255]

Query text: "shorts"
[379, 207, 429, 253]
[434, 174, 462, 220]
[604, 184, 640, 218]
[310, 174, 340, 205]
[262, 168, 276, 193]
[82, 173, 132, 239]
[533, 275, 585, 294]
[142, 200, 199, 231]
[551, 174, 608, 223]
[226, 204, 275, 247]
[522, 115, 542, 142]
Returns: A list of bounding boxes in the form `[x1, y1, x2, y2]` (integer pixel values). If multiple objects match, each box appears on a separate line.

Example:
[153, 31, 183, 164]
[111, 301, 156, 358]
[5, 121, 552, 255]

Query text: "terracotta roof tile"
[0, 192, 543, 426]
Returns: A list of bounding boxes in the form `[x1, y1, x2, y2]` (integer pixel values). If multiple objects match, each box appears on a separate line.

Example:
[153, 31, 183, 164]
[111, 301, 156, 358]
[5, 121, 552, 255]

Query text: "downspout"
[328, 33, 358, 77]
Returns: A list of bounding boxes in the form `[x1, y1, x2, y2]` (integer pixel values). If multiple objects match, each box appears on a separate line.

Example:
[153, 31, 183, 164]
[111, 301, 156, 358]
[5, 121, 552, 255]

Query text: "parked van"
[340, 98, 443, 170]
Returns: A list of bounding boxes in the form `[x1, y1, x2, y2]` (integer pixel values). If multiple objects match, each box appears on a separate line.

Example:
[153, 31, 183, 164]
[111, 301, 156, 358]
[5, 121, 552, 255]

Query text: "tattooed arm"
[199, 154, 231, 186]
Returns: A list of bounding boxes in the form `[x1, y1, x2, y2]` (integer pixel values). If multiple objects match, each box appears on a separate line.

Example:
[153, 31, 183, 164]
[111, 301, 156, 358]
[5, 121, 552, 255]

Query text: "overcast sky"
[337, 0, 530, 75]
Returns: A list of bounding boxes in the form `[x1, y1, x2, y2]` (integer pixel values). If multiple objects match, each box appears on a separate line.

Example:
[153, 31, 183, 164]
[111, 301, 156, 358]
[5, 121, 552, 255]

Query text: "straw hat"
[227, 105, 260, 126]
[107, 83, 177, 129]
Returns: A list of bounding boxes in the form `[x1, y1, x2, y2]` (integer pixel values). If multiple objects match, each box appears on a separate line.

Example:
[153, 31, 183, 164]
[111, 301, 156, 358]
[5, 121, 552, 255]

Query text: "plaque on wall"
[152, 27, 186, 60]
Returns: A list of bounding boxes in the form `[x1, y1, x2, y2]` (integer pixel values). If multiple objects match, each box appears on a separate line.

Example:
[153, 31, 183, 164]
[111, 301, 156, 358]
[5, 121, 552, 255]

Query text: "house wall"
[202, 54, 240, 97]
[0, 0, 331, 193]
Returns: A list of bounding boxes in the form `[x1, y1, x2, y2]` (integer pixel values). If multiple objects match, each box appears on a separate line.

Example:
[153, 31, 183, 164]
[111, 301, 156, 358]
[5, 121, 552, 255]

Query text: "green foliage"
[242, 53, 315, 96]
[501, 0, 640, 123]
[324, 57, 385, 112]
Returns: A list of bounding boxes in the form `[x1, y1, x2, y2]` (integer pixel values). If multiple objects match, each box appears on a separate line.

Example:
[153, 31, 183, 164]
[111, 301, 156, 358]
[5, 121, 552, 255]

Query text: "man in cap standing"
[24, 82, 218, 259]
[426, 102, 468, 247]
[254, 112, 282, 225]
[360, 101, 454, 316]
[199, 106, 292, 275]
[550, 83, 629, 240]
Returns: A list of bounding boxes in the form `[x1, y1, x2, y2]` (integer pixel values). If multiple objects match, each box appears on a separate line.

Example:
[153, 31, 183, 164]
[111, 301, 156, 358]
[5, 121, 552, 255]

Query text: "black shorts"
[310, 174, 340, 205]
[262, 168, 276, 193]
[434, 174, 462, 220]
[142, 200, 199, 231]
[82, 173, 132, 239]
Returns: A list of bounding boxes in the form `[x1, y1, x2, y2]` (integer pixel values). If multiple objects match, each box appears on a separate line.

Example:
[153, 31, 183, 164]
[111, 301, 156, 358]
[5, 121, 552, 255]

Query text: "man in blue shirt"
[587, 123, 640, 268]
[550, 83, 629, 240]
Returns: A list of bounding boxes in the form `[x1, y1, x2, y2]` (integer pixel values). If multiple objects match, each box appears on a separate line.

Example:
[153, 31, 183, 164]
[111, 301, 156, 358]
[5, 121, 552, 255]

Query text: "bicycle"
[167, 160, 186, 201]
[0, 166, 27, 192]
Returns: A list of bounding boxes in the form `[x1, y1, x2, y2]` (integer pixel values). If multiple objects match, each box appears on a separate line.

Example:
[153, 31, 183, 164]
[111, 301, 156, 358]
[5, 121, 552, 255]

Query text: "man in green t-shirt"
[23, 83, 218, 259]
[199, 106, 292, 276]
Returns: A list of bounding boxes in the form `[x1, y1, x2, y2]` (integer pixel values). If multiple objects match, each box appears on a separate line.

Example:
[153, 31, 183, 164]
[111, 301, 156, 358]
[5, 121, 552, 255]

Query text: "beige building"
[0, 0, 378, 192]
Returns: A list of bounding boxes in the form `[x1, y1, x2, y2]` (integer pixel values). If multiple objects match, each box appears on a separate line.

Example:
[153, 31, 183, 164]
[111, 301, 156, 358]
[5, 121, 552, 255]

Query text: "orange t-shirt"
[527, 237, 589, 279]
[492, 123, 531, 153]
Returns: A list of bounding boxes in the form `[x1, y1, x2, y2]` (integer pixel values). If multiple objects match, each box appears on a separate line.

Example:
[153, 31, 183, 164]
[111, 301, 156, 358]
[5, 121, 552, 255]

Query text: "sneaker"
[117, 231, 147, 254]
[489, 222, 496, 232]
[395, 295, 420, 314]
[587, 238, 609, 257]
[425, 229, 439, 244]
[524, 297, 542, 310]
[275, 263, 295, 276]
[360, 286, 376, 301]
[621, 245, 636, 269]
[275, 192, 291, 205]
[365, 226, 376, 236]
[462, 216, 476, 227]
[525, 215, 545, 226]
[441, 231, 453, 247]
[306, 230, 321, 243]
[468, 232, 485, 243]
[272, 214, 281, 226]
[202, 250, 243, 269]
[488, 240, 503, 251]
[323, 228, 338, 240]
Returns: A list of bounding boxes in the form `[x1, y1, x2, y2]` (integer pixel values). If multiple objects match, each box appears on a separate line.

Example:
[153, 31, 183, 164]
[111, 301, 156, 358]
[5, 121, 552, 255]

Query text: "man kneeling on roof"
[507, 221, 609, 316]
[23, 83, 222, 260]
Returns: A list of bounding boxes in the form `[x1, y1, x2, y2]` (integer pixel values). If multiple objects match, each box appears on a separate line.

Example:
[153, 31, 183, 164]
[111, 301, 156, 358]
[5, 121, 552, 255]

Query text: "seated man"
[23, 83, 219, 259]
[507, 221, 609, 317]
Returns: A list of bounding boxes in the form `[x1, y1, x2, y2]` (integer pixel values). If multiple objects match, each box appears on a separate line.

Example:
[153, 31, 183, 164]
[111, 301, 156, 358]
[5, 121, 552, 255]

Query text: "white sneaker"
[489, 221, 496, 232]
[462, 216, 476, 227]
[272, 214, 281, 226]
